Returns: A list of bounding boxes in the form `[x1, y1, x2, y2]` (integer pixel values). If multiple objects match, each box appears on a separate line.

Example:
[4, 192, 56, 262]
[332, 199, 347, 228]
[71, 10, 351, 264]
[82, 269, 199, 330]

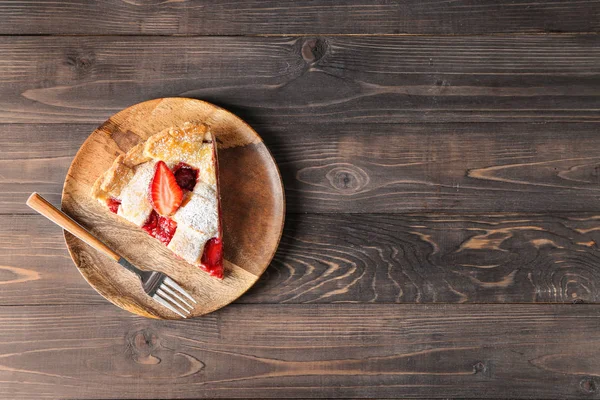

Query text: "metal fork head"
[147, 274, 197, 318]
[117, 258, 197, 318]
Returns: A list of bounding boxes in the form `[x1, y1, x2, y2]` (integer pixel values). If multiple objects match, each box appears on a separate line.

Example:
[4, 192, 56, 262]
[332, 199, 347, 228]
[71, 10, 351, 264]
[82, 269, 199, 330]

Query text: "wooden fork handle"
[26, 192, 121, 262]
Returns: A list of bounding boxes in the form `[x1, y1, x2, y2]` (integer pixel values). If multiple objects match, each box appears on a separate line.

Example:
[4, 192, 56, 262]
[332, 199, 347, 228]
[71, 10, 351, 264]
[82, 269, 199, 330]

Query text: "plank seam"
[0, 32, 598, 38]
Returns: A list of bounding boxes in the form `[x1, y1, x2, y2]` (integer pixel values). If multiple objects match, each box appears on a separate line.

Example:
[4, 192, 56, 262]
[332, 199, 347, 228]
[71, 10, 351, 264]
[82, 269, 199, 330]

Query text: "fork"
[26, 192, 197, 318]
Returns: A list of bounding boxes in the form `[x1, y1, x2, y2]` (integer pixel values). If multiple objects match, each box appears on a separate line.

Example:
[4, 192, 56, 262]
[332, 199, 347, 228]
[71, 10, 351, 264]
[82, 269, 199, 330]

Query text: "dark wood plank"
[269, 122, 600, 213]
[4, 212, 600, 305]
[0, 124, 88, 214]
[0, 303, 599, 399]
[4, 122, 600, 214]
[0, 214, 105, 305]
[0, 35, 598, 124]
[0, 0, 598, 35]
[250, 213, 600, 304]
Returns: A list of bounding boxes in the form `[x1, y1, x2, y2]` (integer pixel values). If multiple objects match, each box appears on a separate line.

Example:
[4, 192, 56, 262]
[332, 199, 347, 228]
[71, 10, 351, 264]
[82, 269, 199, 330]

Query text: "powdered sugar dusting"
[194, 144, 216, 186]
[144, 125, 215, 184]
[167, 225, 212, 265]
[103, 123, 222, 268]
[117, 161, 156, 226]
[193, 181, 217, 197]
[173, 184, 218, 237]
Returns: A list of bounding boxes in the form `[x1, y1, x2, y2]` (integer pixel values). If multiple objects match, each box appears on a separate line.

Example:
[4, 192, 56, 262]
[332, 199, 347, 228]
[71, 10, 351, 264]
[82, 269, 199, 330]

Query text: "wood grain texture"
[62, 98, 284, 318]
[2, 2, 599, 398]
[0, 214, 105, 305]
[4, 122, 600, 214]
[0, 303, 599, 399]
[0, 0, 598, 35]
[0, 124, 88, 214]
[5, 212, 600, 305]
[0, 35, 598, 124]
[269, 122, 600, 213]
[251, 213, 600, 304]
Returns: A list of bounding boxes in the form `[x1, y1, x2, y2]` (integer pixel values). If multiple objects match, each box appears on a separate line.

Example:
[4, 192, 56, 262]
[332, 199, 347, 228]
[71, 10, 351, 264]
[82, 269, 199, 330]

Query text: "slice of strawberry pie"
[91, 123, 224, 278]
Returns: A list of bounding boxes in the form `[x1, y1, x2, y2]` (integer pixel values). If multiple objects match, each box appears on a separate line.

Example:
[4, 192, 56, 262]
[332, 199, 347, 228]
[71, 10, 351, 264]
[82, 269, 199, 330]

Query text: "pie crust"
[91, 122, 224, 278]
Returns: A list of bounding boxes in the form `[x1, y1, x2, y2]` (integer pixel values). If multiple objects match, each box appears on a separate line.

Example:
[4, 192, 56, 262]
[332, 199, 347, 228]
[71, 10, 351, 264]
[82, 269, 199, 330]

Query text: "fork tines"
[152, 276, 197, 318]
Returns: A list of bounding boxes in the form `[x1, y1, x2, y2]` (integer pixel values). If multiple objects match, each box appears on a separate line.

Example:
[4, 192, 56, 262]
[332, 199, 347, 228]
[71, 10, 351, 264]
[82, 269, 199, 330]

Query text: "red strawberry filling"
[201, 237, 223, 279]
[140, 161, 222, 278]
[142, 210, 177, 245]
[173, 162, 198, 192]
[107, 198, 121, 214]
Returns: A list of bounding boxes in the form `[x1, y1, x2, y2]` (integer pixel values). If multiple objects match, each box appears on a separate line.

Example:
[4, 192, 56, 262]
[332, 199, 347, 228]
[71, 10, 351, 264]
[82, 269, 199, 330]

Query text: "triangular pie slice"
[91, 122, 224, 279]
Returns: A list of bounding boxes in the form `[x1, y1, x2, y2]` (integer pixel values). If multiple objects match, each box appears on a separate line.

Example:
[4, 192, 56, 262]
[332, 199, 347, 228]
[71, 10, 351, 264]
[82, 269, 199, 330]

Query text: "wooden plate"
[62, 98, 285, 319]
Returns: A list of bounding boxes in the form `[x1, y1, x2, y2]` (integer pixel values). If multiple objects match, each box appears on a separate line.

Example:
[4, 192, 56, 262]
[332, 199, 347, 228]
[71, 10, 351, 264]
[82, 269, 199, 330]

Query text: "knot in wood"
[129, 328, 159, 355]
[301, 38, 328, 64]
[66, 55, 93, 70]
[65, 50, 95, 76]
[473, 361, 486, 374]
[126, 328, 161, 365]
[326, 165, 369, 193]
[580, 377, 597, 394]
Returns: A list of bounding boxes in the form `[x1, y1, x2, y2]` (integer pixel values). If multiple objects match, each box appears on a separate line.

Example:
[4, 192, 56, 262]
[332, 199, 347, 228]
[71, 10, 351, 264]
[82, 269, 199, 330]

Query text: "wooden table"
[1, 1, 599, 399]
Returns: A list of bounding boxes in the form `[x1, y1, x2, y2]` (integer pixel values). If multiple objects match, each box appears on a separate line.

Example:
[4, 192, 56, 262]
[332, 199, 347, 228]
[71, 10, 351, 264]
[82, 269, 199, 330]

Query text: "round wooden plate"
[62, 98, 285, 319]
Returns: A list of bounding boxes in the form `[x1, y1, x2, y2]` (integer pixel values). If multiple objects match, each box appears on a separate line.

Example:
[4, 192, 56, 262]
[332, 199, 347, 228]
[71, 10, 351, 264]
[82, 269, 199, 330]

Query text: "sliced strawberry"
[142, 210, 177, 245]
[156, 215, 178, 245]
[201, 237, 224, 279]
[106, 198, 121, 214]
[141, 210, 159, 236]
[150, 161, 183, 216]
